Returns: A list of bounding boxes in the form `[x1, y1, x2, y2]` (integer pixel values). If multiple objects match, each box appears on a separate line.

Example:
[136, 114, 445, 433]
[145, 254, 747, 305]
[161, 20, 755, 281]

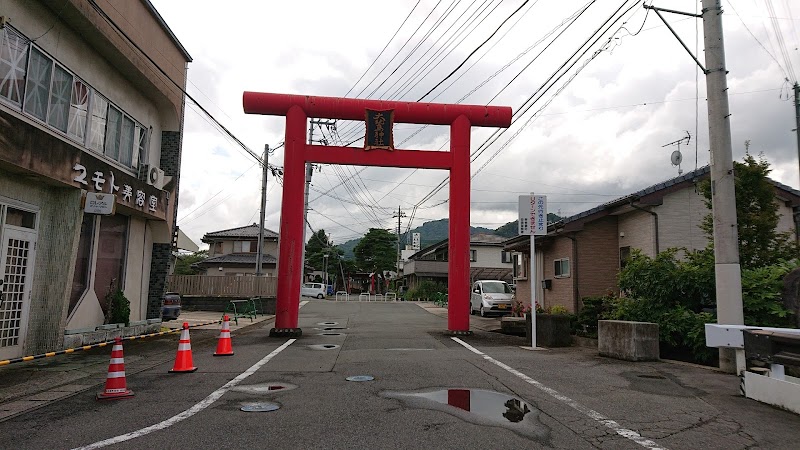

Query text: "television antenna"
[662, 131, 690, 175]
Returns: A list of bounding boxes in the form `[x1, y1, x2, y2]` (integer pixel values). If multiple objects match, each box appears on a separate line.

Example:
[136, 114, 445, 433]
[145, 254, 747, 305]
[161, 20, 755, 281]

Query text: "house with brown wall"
[504, 166, 800, 313]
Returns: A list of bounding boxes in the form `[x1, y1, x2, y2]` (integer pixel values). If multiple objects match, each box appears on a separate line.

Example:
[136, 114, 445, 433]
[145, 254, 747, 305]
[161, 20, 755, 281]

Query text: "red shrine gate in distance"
[242, 92, 512, 336]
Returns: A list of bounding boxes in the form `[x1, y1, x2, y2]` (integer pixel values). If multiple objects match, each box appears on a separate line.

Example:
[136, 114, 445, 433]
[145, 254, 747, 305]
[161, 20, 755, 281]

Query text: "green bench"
[223, 299, 257, 325]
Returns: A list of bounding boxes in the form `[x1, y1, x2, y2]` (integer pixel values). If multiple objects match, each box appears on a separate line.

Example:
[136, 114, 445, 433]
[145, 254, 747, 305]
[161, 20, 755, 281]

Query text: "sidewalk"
[0, 311, 273, 421]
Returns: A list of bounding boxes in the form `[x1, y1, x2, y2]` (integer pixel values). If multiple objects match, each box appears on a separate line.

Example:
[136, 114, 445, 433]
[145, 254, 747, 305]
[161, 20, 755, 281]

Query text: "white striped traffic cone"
[213, 315, 234, 356]
[169, 322, 197, 373]
[97, 337, 134, 400]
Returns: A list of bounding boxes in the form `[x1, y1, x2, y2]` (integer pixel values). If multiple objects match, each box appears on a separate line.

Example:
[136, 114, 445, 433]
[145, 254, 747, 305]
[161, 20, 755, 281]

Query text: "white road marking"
[75, 339, 296, 450]
[451, 337, 667, 450]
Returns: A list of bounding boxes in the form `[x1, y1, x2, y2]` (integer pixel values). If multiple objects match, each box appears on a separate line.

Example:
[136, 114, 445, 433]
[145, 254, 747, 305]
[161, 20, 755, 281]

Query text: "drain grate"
[319, 332, 344, 336]
[308, 344, 340, 350]
[316, 322, 339, 326]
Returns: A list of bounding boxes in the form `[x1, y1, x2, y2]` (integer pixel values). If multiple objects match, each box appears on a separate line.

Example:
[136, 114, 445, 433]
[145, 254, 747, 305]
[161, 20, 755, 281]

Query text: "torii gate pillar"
[243, 92, 512, 337]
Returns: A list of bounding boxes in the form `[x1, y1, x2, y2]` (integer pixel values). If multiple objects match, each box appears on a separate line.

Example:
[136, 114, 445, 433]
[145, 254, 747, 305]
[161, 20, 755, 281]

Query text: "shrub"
[574, 294, 616, 337]
[406, 280, 447, 301]
[108, 289, 130, 326]
[549, 305, 570, 315]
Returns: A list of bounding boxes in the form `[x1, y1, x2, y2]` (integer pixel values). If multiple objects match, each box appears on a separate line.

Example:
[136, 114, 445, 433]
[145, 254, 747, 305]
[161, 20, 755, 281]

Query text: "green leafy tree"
[354, 228, 397, 293]
[305, 229, 343, 285]
[174, 250, 208, 275]
[698, 153, 799, 269]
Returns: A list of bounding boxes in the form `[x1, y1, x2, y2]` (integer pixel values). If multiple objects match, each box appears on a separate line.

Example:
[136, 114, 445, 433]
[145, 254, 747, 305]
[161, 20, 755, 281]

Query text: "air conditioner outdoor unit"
[140, 164, 165, 190]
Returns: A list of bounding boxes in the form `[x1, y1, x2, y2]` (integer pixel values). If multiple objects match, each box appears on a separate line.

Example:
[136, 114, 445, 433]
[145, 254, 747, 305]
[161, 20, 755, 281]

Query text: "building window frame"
[554, 257, 570, 278]
[469, 249, 477, 262]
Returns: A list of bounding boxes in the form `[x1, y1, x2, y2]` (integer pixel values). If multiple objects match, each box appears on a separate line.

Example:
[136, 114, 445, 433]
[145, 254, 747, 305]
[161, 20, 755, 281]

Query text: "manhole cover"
[316, 322, 339, 326]
[241, 402, 280, 412]
[346, 375, 374, 382]
[308, 344, 340, 350]
[637, 374, 667, 380]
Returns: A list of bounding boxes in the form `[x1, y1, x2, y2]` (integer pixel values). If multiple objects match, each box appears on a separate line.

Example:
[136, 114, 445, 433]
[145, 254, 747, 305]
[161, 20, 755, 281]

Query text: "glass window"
[67, 78, 89, 142]
[47, 64, 71, 132]
[134, 124, 148, 168]
[0, 27, 29, 105]
[69, 215, 94, 315]
[88, 93, 108, 152]
[241, 241, 251, 253]
[469, 249, 477, 262]
[5, 207, 36, 229]
[482, 282, 512, 294]
[554, 258, 570, 278]
[512, 253, 527, 279]
[93, 214, 128, 317]
[119, 115, 134, 166]
[501, 251, 512, 263]
[104, 105, 122, 160]
[23, 47, 52, 121]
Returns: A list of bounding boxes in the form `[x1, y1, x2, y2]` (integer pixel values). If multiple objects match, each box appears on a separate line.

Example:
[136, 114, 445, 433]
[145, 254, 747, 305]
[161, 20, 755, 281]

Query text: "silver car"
[470, 280, 514, 317]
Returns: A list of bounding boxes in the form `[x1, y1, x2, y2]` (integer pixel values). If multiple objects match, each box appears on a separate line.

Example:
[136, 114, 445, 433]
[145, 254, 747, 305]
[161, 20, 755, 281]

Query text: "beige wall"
[656, 186, 708, 253]
[471, 246, 512, 269]
[618, 210, 656, 258]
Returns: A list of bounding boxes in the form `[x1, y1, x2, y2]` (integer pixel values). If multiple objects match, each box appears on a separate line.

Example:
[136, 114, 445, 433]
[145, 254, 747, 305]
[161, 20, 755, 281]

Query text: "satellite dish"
[670, 150, 683, 166]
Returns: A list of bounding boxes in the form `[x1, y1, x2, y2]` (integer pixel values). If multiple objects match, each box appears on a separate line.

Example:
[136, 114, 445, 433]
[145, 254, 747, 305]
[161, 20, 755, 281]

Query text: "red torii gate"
[242, 92, 512, 336]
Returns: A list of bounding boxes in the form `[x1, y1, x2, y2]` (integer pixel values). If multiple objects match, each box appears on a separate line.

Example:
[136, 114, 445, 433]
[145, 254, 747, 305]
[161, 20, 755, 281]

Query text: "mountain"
[336, 219, 493, 259]
[493, 214, 563, 238]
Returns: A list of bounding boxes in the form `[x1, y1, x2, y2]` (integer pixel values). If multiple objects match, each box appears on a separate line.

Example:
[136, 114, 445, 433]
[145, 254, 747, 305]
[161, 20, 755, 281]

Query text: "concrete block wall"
[598, 320, 659, 361]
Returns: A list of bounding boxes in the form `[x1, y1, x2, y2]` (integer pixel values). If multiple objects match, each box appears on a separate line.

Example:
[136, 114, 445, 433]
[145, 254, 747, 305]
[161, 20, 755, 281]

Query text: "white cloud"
[150, 0, 800, 247]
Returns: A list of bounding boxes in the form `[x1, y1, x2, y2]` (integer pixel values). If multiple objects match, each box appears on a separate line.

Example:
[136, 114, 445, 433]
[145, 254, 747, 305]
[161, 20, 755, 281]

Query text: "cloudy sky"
[149, 0, 800, 249]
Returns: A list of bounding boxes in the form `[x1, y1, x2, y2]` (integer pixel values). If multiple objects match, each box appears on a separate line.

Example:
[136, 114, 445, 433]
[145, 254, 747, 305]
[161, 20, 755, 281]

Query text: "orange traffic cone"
[169, 322, 197, 373]
[97, 337, 134, 400]
[213, 315, 234, 356]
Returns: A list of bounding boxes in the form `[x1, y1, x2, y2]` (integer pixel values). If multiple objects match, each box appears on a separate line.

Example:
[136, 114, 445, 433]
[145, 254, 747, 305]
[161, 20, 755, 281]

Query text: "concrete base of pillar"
[445, 330, 473, 336]
[269, 328, 303, 337]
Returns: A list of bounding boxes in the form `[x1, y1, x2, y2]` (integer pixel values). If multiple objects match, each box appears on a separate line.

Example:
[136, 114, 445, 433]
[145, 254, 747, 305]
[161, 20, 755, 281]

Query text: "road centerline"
[451, 337, 667, 450]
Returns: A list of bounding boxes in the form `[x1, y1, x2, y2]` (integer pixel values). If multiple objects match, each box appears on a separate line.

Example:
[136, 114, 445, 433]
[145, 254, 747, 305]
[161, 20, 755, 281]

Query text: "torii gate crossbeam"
[242, 92, 511, 337]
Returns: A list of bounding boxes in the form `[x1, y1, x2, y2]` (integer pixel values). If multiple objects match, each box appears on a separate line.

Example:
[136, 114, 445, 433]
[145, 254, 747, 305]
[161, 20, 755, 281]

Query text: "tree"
[305, 229, 343, 284]
[354, 228, 397, 293]
[174, 250, 208, 275]
[698, 153, 799, 269]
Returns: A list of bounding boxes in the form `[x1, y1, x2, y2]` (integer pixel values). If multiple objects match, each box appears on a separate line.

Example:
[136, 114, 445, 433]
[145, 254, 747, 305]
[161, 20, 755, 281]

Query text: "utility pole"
[794, 82, 800, 187]
[256, 144, 269, 276]
[644, 1, 743, 373]
[701, 0, 743, 373]
[301, 119, 337, 281]
[393, 206, 406, 276]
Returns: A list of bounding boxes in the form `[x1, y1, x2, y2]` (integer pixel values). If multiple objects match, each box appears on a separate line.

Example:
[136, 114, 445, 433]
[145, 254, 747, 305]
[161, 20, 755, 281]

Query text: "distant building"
[504, 166, 800, 313]
[0, 0, 190, 358]
[196, 224, 279, 276]
[401, 233, 514, 290]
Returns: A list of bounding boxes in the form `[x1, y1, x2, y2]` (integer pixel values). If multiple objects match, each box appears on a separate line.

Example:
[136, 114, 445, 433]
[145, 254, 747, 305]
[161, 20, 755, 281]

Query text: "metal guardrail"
[334, 293, 398, 302]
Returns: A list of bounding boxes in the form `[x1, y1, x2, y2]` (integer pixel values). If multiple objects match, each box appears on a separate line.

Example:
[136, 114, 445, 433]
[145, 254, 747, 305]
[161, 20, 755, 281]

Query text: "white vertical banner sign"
[519, 194, 547, 348]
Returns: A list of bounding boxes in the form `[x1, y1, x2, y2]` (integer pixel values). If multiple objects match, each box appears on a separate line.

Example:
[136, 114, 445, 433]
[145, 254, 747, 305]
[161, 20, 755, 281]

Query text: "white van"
[470, 280, 514, 317]
[301, 282, 326, 299]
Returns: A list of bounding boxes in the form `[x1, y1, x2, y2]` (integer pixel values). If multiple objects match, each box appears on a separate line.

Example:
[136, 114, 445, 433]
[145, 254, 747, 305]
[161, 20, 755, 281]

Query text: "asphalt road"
[1, 301, 798, 449]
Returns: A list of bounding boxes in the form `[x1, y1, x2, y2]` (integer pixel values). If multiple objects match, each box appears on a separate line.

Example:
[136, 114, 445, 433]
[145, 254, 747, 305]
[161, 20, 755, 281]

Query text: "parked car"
[470, 280, 514, 317]
[301, 282, 326, 299]
[161, 292, 182, 321]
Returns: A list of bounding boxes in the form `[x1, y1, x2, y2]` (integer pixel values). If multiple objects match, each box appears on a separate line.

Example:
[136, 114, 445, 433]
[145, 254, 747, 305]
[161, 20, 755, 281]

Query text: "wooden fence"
[167, 275, 277, 297]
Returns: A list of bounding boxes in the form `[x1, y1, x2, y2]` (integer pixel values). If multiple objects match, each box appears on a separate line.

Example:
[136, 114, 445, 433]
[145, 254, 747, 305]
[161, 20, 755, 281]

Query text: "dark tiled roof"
[196, 253, 277, 266]
[201, 224, 279, 242]
[503, 164, 800, 249]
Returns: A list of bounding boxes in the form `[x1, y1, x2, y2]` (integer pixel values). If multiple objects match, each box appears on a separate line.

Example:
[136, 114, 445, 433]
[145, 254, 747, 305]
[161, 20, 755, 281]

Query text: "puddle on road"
[381, 388, 549, 441]
[231, 382, 298, 394]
